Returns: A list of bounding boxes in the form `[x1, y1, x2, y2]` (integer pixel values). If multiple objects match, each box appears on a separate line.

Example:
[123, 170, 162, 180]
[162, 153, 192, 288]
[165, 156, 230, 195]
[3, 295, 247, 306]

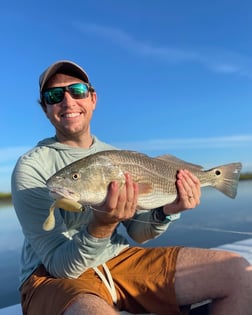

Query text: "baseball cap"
[39, 60, 90, 92]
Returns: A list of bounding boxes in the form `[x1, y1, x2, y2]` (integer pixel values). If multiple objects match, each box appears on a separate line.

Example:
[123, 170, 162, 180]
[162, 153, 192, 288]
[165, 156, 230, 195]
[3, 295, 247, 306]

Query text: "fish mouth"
[48, 186, 80, 202]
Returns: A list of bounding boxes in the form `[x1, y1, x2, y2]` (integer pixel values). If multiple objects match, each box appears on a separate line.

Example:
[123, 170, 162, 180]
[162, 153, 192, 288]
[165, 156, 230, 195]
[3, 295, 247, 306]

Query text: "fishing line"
[90, 206, 167, 225]
[90, 206, 252, 235]
[130, 219, 252, 236]
[129, 220, 252, 236]
[178, 225, 252, 236]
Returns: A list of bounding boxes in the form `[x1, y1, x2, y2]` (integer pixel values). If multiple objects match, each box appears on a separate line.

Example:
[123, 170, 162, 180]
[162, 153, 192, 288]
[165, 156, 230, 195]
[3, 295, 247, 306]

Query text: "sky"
[1, 0, 252, 192]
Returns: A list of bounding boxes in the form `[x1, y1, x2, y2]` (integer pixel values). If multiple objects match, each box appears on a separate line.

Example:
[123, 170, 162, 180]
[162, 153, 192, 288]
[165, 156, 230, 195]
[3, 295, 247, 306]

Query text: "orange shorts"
[21, 246, 184, 315]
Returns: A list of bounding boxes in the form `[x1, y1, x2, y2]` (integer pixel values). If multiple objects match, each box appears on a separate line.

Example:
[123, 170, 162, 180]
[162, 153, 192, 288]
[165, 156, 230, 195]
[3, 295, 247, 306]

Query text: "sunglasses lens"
[44, 88, 64, 104]
[43, 83, 90, 104]
[68, 83, 89, 99]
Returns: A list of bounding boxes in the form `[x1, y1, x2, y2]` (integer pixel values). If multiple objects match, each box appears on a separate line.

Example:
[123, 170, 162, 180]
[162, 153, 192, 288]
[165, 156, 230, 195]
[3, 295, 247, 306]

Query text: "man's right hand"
[87, 173, 139, 238]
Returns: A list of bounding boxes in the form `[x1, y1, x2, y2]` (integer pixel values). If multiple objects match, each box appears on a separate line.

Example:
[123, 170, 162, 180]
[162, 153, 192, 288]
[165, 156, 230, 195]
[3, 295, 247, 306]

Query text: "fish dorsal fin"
[156, 154, 204, 170]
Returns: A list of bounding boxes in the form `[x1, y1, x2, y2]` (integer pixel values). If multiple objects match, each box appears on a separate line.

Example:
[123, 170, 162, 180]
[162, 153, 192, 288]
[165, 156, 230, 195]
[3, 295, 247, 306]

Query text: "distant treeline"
[0, 173, 251, 202]
[0, 192, 12, 202]
[240, 173, 252, 180]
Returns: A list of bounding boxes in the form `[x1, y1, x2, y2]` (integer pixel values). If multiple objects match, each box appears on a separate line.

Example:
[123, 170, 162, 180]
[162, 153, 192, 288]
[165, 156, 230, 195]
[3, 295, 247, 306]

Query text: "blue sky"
[1, 0, 252, 192]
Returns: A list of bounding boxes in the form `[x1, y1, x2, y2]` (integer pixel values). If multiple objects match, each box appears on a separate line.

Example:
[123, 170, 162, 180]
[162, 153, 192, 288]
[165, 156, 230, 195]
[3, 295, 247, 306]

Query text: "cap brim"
[39, 60, 89, 92]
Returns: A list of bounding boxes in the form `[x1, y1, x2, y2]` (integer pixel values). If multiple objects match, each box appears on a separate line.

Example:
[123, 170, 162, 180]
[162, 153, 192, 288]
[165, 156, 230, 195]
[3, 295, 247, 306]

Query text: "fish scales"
[105, 151, 182, 206]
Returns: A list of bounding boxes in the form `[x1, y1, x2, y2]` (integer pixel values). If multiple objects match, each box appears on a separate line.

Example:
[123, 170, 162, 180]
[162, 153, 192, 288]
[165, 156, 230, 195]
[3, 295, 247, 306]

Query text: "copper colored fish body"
[43, 150, 242, 231]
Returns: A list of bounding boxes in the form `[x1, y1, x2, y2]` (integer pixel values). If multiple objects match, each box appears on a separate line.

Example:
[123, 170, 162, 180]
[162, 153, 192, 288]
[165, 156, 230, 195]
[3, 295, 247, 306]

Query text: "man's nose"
[61, 91, 75, 106]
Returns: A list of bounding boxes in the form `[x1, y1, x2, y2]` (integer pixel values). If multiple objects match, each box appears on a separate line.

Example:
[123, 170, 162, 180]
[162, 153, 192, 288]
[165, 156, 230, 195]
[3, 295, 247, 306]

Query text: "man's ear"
[41, 104, 48, 115]
[91, 92, 97, 110]
[38, 99, 48, 115]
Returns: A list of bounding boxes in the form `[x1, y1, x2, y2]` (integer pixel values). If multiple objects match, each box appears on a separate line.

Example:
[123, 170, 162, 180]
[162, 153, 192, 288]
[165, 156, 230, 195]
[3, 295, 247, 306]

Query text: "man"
[12, 60, 252, 315]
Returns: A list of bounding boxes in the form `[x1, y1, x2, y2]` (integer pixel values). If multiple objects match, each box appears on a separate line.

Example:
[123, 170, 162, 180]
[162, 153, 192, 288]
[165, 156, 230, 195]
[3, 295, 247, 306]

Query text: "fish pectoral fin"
[156, 154, 203, 170]
[138, 182, 153, 194]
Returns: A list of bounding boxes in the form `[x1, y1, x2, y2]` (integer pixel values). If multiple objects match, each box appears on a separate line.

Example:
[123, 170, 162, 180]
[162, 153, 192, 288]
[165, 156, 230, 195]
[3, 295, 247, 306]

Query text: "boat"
[1, 237, 252, 315]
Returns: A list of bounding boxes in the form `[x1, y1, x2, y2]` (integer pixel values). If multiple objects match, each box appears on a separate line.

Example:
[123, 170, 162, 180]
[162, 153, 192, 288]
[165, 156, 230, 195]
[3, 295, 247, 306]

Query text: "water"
[0, 181, 251, 308]
[0, 202, 23, 308]
[119, 180, 252, 248]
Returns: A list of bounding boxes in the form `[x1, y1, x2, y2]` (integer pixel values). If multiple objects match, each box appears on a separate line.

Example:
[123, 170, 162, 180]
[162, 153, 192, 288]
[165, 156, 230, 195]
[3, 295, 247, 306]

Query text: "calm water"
[0, 181, 251, 308]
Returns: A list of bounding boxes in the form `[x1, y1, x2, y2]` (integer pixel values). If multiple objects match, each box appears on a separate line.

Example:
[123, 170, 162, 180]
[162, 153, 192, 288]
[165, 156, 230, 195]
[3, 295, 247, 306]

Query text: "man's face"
[43, 73, 97, 143]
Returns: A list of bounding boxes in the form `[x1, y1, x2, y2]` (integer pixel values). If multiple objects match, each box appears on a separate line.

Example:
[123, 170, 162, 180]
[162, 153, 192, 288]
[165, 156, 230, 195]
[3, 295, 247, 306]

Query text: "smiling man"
[11, 60, 252, 315]
[39, 63, 96, 147]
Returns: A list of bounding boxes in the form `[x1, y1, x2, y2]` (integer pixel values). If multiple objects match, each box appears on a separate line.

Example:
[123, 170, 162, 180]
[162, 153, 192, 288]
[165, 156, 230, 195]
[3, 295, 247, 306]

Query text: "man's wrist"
[87, 221, 117, 238]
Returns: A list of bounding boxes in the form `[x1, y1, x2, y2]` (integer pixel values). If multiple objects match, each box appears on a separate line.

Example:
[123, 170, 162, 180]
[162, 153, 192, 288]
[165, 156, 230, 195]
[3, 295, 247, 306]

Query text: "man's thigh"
[63, 294, 119, 315]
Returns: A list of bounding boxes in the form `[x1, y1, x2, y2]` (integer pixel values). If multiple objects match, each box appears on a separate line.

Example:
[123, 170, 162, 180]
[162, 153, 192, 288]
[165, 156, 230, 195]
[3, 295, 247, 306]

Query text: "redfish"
[43, 150, 242, 231]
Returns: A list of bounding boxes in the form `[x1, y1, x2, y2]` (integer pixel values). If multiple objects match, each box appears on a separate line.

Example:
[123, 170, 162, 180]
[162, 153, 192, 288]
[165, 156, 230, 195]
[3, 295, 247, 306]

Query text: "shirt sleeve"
[123, 210, 171, 244]
[11, 156, 118, 279]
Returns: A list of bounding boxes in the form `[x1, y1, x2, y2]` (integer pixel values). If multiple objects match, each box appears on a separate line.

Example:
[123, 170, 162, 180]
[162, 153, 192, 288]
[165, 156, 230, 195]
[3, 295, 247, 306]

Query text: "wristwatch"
[165, 213, 181, 221]
[153, 207, 181, 223]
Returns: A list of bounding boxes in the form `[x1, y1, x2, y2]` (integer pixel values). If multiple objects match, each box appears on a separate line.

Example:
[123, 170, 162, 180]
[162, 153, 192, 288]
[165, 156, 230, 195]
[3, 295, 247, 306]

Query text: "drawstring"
[93, 263, 117, 304]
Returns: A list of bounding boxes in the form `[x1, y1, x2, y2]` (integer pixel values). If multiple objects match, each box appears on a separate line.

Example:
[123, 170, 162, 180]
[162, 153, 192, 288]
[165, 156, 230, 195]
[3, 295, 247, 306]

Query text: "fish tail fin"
[212, 162, 242, 198]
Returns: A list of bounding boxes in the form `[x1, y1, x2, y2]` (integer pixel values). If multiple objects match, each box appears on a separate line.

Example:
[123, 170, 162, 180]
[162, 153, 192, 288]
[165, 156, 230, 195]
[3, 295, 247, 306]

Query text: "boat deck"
[1, 237, 252, 315]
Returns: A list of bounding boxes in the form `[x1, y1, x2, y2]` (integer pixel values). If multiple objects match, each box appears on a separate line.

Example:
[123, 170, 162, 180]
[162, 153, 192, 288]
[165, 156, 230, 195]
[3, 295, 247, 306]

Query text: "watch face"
[166, 213, 181, 221]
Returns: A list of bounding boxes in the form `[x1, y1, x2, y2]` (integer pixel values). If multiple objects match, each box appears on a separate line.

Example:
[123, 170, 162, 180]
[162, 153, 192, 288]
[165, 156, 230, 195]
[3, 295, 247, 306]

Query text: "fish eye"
[72, 172, 81, 180]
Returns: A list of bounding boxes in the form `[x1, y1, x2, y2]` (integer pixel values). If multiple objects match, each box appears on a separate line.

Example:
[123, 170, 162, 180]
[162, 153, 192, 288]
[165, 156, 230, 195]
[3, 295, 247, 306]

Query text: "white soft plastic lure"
[43, 198, 83, 231]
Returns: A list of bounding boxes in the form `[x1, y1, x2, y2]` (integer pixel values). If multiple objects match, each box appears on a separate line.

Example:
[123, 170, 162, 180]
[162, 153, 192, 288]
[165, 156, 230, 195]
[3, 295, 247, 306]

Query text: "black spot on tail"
[215, 170, 221, 176]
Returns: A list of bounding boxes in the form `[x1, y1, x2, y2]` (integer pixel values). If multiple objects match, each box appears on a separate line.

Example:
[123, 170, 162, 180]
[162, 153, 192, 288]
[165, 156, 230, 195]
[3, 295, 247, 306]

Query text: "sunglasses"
[43, 83, 91, 105]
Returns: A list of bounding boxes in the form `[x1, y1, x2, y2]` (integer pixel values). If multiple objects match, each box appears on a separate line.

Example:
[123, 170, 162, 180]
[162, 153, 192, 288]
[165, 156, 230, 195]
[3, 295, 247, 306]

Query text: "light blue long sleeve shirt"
[11, 136, 170, 286]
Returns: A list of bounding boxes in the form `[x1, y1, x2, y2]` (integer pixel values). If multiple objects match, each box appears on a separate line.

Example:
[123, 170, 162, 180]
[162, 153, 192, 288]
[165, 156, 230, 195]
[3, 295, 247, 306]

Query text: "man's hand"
[163, 169, 201, 216]
[88, 173, 138, 238]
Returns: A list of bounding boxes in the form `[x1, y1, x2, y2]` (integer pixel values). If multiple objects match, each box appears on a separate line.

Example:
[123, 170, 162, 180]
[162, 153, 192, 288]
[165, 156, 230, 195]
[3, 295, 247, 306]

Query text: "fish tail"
[212, 162, 242, 198]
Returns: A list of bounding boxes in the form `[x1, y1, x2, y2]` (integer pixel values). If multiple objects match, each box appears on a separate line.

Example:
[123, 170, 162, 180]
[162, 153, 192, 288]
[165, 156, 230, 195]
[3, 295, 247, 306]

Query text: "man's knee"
[222, 251, 250, 275]
[63, 293, 119, 315]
